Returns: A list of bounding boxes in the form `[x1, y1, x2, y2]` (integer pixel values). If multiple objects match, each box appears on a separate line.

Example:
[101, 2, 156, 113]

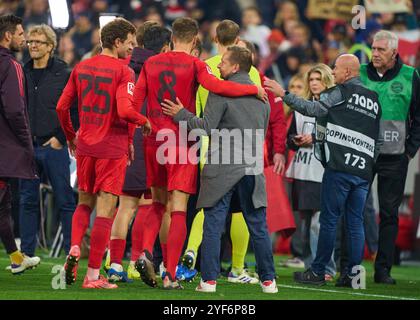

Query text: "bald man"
[265, 55, 382, 288]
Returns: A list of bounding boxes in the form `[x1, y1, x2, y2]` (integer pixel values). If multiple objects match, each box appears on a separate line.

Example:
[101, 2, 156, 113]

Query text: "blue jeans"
[303, 211, 336, 277]
[312, 169, 369, 276]
[201, 175, 275, 282]
[19, 144, 75, 255]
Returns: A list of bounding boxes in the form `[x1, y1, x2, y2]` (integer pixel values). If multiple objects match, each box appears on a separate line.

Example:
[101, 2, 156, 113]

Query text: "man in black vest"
[265, 54, 382, 287]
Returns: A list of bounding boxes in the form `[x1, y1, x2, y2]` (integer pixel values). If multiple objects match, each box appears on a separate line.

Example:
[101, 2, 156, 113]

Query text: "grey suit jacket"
[173, 72, 270, 209]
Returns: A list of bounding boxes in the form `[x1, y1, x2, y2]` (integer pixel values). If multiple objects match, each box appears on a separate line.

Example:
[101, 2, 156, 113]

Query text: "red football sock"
[161, 242, 168, 268]
[106, 208, 119, 250]
[71, 204, 92, 247]
[141, 202, 165, 254]
[166, 211, 187, 279]
[88, 217, 113, 269]
[131, 204, 151, 261]
[110, 238, 126, 265]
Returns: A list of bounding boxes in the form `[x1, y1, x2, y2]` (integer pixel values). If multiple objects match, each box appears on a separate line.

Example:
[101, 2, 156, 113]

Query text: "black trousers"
[374, 154, 409, 274]
[0, 180, 18, 254]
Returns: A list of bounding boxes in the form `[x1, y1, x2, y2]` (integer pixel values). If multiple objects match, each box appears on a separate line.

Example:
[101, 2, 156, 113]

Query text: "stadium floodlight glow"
[48, 0, 70, 29]
[99, 14, 121, 29]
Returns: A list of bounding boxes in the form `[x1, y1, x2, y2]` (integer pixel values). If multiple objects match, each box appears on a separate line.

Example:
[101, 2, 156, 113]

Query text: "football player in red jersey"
[133, 17, 267, 289]
[56, 18, 151, 289]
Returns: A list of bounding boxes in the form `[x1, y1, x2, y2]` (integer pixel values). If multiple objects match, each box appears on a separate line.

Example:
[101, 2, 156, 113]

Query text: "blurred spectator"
[70, 11, 94, 59]
[283, 73, 304, 117]
[185, 0, 204, 22]
[23, 0, 49, 29]
[241, 6, 270, 57]
[273, 0, 300, 35]
[57, 33, 78, 67]
[90, 0, 109, 28]
[165, 0, 187, 23]
[112, 0, 165, 23]
[258, 29, 290, 76]
[199, 0, 241, 24]
[325, 23, 352, 66]
[144, 8, 164, 26]
[0, 0, 21, 16]
[255, 0, 276, 28]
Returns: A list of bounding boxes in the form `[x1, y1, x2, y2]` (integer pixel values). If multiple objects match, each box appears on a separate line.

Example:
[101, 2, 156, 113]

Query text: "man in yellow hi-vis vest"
[180, 20, 261, 284]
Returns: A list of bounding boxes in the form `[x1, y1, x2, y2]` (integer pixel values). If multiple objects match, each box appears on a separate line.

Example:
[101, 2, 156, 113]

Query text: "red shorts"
[144, 143, 198, 194]
[76, 155, 128, 196]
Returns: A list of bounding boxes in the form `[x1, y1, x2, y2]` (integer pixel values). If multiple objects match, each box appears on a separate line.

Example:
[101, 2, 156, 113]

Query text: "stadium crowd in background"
[1, 0, 419, 70]
[0, 0, 420, 292]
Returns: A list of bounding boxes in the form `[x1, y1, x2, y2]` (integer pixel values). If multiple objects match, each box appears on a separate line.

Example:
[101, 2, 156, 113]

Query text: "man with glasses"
[20, 24, 76, 257]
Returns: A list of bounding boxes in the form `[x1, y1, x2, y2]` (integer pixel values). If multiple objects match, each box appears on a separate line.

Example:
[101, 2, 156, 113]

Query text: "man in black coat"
[21, 24, 76, 256]
[0, 14, 40, 274]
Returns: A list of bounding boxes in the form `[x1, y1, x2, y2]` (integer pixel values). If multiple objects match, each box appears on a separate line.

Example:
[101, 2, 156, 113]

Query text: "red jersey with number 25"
[57, 54, 148, 159]
[133, 51, 258, 145]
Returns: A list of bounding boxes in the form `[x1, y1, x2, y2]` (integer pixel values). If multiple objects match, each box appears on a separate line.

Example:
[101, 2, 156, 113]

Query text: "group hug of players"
[57, 16, 272, 291]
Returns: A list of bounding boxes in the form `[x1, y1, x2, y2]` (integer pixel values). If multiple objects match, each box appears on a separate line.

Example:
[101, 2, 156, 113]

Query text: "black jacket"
[365, 56, 420, 158]
[0, 46, 36, 179]
[23, 56, 75, 146]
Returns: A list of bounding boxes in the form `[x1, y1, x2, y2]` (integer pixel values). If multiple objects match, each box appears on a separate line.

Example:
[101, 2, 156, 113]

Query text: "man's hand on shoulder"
[256, 86, 268, 102]
[161, 97, 184, 117]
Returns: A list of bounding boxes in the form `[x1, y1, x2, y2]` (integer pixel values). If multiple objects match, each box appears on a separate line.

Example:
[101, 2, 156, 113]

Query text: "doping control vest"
[315, 82, 382, 181]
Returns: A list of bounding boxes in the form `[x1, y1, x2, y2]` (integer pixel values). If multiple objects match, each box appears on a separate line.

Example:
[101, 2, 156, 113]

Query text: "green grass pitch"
[0, 254, 419, 300]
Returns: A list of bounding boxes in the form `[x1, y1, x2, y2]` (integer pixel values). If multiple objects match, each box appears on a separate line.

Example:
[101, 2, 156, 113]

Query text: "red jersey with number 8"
[57, 54, 148, 159]
[133, 51, 258, 145]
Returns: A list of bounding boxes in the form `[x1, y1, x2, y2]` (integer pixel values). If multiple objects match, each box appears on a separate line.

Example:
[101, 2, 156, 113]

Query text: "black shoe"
[294, 269, 325, 286]
[181, 251, 195, 270]
[335, 274, 353, 288]
[135, 250, 158, 288]
[374, 272, 396, 285]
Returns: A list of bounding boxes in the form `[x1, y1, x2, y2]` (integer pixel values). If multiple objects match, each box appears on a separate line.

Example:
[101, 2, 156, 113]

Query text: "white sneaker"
[196, 279, 217, 293]
[159, 262, 166, 279]
[228, 270, 259, 284]
[279, 257, 305, 268]
[260, 279, 278, 293]
[11, 255, 41, 274]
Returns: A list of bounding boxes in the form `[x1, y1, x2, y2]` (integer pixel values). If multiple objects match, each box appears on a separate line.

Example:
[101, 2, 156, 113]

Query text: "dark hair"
[239, 39, 257, 58]
[216, 20, 240, 46]
[136, 21, 160, 47]
[101, 18, 136, 50]
[192, 37, 202, 57]
[0, 15, 23, 41]
[143, 26, 171, 54]
[226, 46, 252, 73]
[172, 17, 198, 43]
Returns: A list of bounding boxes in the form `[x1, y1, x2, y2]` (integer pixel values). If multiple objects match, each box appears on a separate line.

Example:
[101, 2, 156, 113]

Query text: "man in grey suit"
[161, 46, 277, 294]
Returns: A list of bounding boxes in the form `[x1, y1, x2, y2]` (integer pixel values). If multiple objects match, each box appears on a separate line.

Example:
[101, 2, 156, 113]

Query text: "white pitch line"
[278, 284, 418, 300]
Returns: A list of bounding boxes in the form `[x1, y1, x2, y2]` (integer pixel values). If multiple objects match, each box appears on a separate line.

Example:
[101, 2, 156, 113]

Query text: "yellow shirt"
[196, 54, 261, 116]
[195, 54, 261, 169]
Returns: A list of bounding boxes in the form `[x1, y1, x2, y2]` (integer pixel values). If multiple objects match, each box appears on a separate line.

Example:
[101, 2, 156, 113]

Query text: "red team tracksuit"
[133, 51, 259, 280]
[56, 54, 148, 272]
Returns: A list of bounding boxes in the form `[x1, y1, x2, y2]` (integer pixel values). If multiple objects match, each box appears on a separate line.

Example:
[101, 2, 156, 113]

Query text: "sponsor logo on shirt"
[206, 65, 213, 75]
[127, 82, 134, 95]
